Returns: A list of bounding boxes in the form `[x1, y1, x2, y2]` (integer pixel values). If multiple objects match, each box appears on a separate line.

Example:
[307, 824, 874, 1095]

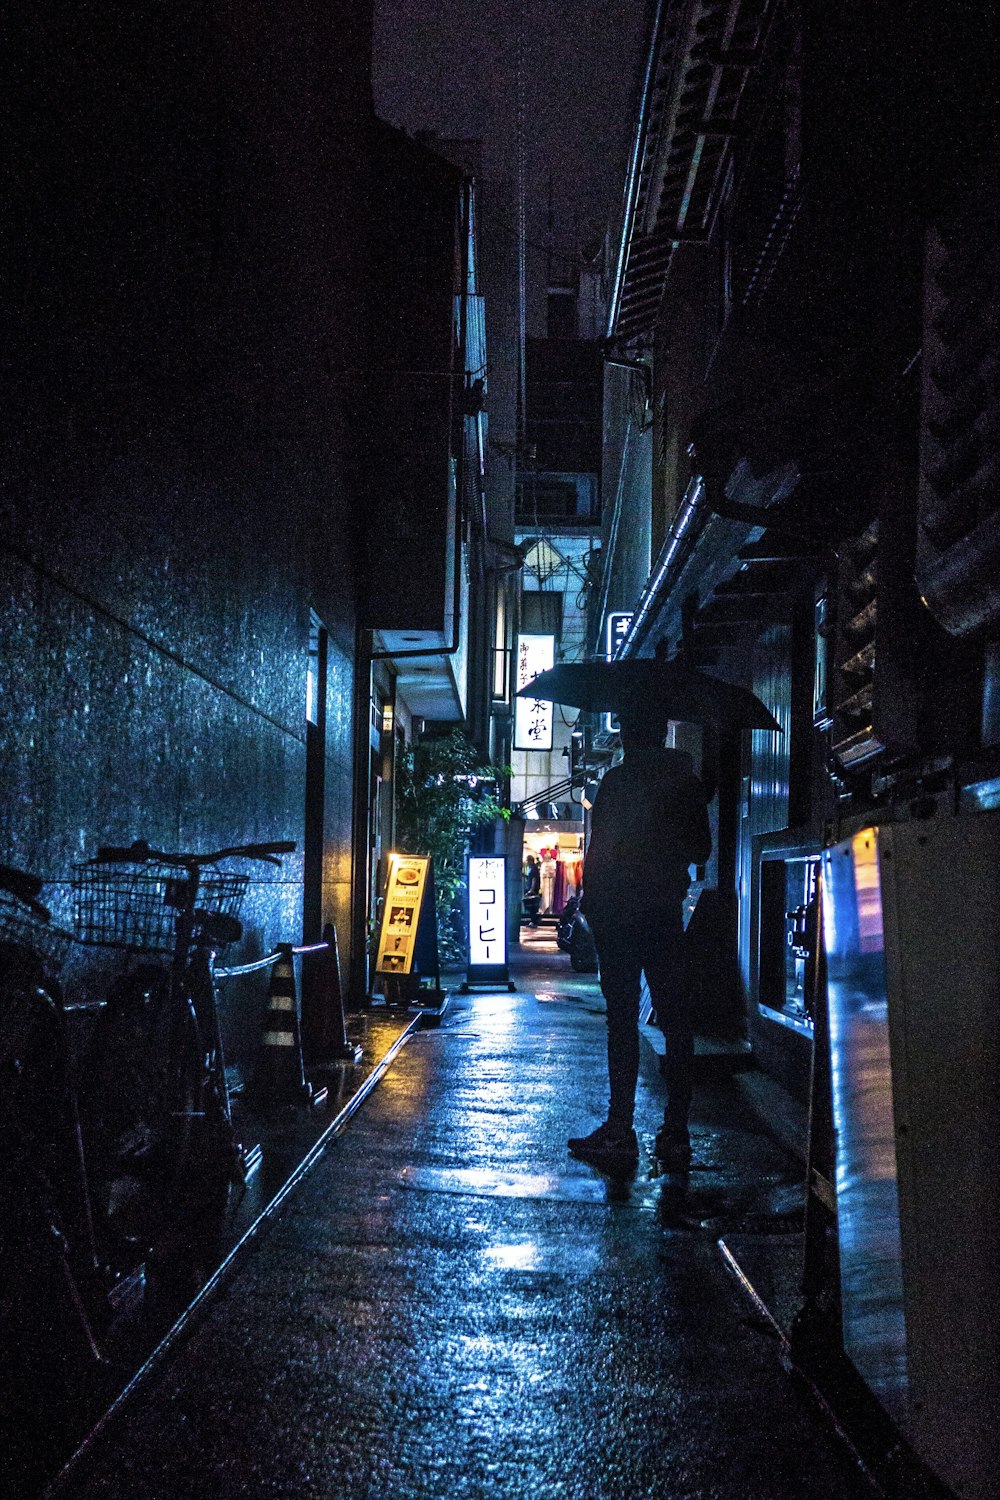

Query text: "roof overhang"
[608, 0, 770, 340]
[375, 626, 468, 725]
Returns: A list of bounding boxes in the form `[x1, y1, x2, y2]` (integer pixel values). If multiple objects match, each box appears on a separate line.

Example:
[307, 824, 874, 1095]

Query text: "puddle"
[398, 1165, 658, 1207]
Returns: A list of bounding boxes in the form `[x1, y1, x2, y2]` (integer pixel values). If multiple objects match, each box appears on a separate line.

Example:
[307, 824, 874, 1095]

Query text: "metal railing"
[513, 768, 590, 819]
[216, 924, 358, 1065]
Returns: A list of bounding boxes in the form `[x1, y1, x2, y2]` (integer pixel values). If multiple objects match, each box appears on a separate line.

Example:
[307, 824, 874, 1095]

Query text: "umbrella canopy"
[516, 658, 782, 732]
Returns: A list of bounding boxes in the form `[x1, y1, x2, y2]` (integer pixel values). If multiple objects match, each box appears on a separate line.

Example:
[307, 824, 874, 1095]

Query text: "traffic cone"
[302, 922, 362, 1066]
[250, 944, 326, 1108]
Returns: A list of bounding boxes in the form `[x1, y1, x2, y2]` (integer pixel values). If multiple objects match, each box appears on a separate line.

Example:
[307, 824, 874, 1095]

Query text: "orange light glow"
[851, 831, 884, 953]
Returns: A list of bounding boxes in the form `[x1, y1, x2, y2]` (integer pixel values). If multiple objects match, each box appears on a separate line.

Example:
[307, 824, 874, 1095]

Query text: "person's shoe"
[654, 1127, 692, 1172]
[568, 1121, 639, 1166]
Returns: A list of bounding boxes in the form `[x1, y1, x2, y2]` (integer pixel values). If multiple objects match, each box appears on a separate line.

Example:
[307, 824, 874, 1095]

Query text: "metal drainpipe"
[595, 424, 632, 638]
[596, 357, 652, 650]
[616, 475, 708, 658]
[349, 625, 375, 1006]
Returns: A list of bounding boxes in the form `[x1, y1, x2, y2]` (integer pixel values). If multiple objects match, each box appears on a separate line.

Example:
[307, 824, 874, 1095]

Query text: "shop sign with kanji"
[468, 856, 507, 969]
[514, 633, 555, 750]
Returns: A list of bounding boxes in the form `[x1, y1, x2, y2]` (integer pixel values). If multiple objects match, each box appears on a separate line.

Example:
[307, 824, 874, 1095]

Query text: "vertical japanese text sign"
[604, 611, 633, 734]
[514, 633, 555, 751]
[467, 855, 508, 979]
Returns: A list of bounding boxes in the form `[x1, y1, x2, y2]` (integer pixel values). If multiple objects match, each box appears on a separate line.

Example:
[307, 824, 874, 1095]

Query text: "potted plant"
[395, 731, 508, 968]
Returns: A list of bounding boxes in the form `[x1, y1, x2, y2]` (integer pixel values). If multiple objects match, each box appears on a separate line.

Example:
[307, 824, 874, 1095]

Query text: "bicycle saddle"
[0, 862, 49, 917]
[196, 911, 243, 949]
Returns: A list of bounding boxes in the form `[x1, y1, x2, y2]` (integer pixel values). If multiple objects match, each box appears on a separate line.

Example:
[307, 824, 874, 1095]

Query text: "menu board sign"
[375, 853, 430, 976]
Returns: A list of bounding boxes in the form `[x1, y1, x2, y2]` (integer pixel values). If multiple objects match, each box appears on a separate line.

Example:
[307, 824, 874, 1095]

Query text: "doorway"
[303, 613, 327, 943]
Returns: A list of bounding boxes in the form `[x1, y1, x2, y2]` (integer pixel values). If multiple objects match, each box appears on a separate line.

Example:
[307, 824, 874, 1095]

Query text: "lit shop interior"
[520, 824, 585, 921]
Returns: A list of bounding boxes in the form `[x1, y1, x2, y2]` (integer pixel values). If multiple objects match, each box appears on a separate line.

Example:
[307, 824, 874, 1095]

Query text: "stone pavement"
[49, 936, 874, 1499]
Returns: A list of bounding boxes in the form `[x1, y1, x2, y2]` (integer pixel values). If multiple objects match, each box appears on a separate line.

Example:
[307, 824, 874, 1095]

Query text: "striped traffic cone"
[250, 944, 326, 1108]
[302, 922, 362, 1066]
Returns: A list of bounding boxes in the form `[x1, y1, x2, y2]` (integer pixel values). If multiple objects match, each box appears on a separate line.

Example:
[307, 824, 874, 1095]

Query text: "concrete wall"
[359, 125, 462, 637]
[2, 3, 374, 1058]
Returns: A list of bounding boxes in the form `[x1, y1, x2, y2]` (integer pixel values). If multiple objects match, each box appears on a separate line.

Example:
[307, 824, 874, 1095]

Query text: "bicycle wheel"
[81, 965, 208, 1252]
[182, 957, 242, 1206]
[0, 979, 106, 1378]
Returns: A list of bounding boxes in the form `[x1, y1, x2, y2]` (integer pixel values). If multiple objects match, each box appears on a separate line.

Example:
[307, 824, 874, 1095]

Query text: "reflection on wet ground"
[51, 937, 872, 1500]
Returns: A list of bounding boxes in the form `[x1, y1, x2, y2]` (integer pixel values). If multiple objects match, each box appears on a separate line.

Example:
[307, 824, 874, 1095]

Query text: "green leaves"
[395, 731, 506, 964]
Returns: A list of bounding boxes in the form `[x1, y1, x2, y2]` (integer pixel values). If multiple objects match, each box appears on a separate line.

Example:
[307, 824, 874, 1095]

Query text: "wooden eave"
[611, 0, 772, 339]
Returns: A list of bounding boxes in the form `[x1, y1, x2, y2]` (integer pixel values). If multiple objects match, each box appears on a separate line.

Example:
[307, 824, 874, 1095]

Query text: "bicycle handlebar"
[95, 842, 153, 863]
[94, 839, 297, 868]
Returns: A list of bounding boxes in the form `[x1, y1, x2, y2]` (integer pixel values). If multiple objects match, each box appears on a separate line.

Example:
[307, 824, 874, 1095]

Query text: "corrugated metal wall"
[737, 621, 793, 994]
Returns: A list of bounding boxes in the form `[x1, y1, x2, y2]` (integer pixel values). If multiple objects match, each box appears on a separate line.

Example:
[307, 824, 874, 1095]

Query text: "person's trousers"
[591, 905, 693, 1136]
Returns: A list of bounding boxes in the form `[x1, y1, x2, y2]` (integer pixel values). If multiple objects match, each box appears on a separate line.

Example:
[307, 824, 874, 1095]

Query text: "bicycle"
[0, 862, 108, 1365]
[71, 838, 295, 1264]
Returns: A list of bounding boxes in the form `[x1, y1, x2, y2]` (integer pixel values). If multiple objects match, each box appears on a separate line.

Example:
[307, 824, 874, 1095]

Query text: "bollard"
[305, 923, 362, 1066]
[249, 944, 327, 1108]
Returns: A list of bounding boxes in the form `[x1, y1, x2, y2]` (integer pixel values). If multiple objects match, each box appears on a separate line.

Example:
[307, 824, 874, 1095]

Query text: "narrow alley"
[51, 937, 872, 1500]
[5, 5, 999, 1498]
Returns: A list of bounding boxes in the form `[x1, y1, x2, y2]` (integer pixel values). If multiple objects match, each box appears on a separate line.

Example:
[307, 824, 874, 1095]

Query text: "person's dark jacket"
[582, 747, 711, 922]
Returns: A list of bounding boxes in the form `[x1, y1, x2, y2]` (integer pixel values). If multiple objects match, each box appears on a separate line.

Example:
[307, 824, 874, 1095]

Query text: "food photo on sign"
[375, 852, 431, 977]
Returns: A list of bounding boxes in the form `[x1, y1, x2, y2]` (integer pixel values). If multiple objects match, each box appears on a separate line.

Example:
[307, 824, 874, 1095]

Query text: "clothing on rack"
[552, 859, 567, 915]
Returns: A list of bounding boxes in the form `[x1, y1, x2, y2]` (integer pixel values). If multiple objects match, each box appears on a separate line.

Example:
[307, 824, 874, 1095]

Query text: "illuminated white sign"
[468, 856, 507, 969]
[604, 611, 633, 733]
[514, 633, 555, 750]
[605, 611, 633, 660]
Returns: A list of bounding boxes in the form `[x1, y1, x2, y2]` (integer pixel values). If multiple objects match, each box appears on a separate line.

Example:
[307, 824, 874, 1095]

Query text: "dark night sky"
[373, 0, 646, 277]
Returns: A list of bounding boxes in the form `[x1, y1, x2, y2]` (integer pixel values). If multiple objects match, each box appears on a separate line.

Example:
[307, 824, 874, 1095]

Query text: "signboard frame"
[373, 852, 448, 1016]
[374, 852, 430, 978]
[461, 854, 515, 992]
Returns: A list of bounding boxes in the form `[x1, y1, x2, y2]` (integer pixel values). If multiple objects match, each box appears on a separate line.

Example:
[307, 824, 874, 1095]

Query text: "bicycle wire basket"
[0, 888, 74, 981]
[72, 860, 250, 955]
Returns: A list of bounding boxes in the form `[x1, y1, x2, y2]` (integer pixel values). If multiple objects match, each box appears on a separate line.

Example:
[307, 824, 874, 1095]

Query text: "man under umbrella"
[568, 705, 711, 1171]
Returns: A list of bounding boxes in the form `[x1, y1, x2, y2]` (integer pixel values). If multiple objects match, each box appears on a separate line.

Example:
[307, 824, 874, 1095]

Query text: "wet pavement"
[4, 1008, 417, 1500]
[48, 933, 875, 1499]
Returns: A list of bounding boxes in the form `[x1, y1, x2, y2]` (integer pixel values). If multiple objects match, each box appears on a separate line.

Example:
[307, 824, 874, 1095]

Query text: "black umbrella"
[516, 658, 782, 732]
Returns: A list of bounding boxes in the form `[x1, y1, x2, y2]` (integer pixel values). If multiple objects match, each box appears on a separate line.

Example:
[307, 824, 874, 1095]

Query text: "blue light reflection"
[821, 830, 908, 1424]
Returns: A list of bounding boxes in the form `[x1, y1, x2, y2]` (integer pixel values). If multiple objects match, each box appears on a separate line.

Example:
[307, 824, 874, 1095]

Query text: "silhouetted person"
[523, 853, 542, 927]
[569, 707, 711, 1169]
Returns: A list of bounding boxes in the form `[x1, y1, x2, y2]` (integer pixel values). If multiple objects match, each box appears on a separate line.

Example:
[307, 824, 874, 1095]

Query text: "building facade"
[2, 4, 499, 1052]
[599, 3, 998, 1495]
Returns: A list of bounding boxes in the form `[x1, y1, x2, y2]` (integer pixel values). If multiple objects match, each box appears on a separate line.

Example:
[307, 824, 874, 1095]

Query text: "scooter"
[555, 896, 599, 973]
